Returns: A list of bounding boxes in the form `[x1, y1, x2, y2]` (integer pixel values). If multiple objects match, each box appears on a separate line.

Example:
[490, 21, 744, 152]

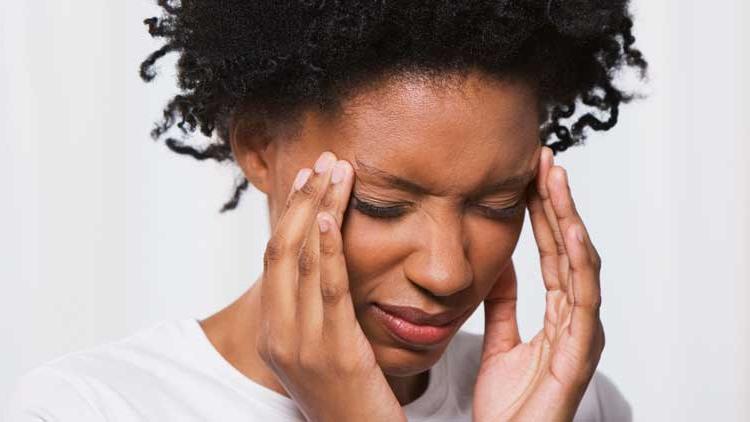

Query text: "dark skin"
[201, 69, 603, 421]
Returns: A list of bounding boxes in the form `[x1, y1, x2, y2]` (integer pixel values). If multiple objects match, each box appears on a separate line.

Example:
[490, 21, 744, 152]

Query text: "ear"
[229, 117, 274, 195]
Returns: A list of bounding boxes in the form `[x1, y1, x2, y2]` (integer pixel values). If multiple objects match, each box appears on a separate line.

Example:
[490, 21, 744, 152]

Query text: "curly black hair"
[140, 0, 647, 213]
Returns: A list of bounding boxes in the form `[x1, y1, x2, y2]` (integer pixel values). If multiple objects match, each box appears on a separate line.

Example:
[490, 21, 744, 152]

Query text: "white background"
[1, 1, 748, 420]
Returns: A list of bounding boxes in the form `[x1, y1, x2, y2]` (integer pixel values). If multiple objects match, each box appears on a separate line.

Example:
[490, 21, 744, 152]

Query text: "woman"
[8, 0, 647, 421]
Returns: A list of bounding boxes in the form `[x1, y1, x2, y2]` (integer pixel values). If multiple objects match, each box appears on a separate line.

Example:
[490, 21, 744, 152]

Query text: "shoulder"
[445, 331, 632, 422]
[5, 365, 104, 421]
[5, 319, 193, 422]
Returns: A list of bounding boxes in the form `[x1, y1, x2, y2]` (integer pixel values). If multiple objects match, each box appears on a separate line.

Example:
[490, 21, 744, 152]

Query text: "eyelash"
[349, 196, 524, 221]
[349, 197, 404, 219]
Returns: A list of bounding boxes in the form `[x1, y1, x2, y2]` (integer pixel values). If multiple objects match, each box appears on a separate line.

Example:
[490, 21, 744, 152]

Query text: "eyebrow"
[353, 157, 536, 197]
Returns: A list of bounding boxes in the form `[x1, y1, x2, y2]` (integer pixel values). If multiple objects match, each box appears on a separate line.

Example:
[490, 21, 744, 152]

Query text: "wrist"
[509, 384, 587, 422]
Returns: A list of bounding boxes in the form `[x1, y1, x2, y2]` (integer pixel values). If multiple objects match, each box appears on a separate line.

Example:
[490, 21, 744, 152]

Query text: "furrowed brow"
[354, 157, 536, 197]
[354, 158, 432, 195]
[471, 170, 536, 197]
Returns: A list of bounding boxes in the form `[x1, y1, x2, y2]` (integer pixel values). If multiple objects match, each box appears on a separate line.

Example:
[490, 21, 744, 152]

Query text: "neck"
[199, 275, 429, 406]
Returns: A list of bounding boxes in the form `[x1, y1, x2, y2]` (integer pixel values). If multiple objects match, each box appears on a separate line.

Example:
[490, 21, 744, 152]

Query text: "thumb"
[482, 260, 521, 358]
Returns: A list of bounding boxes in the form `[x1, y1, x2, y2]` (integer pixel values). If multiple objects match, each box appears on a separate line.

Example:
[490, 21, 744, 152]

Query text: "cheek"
[340, 212, 408, 297]
[465, 214, 525, 292]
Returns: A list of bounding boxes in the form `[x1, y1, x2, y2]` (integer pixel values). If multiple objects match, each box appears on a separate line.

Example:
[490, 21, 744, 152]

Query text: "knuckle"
[320, 236, 340, 257]
[297, 246, 318, 276]
[588, 241, 602, 268]
[320, 191, 336, 210]
[298, 177, 317, 197]
[555, 239, 567, 256]
[538, 248, 555, 260]
[284, 193, 294, 210]
[555, 243, 567, 257]
[267, 341, 294, 369]
[333, 357, 360, 377]
[574, 294, 601, 312]
[320, 281, 348, 304]
[591, 294, 603, 311]
[593, 252, 602, 271]
[264, 236, 288, 266]
[297, 349, 322, 373]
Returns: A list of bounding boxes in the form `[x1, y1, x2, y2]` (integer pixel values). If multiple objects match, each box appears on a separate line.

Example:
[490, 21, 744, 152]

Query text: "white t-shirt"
[5, 318, 631, 421]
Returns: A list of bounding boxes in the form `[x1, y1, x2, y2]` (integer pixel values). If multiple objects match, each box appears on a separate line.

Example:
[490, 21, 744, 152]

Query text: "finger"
[297, 205, 324, 341]
[261, 151, 337, 332]
[565, 223, 602, 353]
[482, 260, 521, 357]
[529, 148, 569, 342]
[527, 184, 560, 292]
[548, 165, 591, 296]
[535, 146, 554, 199]
[318, 160, 354, 229]
[548, 166, 582, 247]
[538, 148, 571, 292]
[317, 211, 359, 345]
[548, 166, 602, 266]
[299, 157, 354, 343]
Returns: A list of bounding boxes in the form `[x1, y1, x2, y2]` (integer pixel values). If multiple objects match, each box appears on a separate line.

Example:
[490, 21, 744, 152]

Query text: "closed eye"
[350, 196, 406, 219]
[350, 195, 524, 221]
[474, 201, 525, 219]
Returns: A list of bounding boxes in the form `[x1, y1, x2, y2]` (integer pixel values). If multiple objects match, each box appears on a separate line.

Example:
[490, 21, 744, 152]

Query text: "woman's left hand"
[472, 146, 605, 421]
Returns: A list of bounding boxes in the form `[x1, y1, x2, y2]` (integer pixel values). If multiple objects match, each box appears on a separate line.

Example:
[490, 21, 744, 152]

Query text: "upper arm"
[5, 366, 104, 422]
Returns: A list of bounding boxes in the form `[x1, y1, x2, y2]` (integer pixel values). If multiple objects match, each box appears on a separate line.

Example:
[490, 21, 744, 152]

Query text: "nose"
[402, 212, 473, 297]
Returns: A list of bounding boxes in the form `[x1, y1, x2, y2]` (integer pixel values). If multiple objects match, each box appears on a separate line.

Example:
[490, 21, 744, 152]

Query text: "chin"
[370, 339, 448, 376]
[359, 314, 456, 376]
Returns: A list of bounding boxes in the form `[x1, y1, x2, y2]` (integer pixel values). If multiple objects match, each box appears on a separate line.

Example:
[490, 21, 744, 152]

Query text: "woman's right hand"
[256, 151, 407, 422]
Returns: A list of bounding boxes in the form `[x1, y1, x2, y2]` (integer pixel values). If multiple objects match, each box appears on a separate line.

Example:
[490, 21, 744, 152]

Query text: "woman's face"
[253, 70, 541, 376]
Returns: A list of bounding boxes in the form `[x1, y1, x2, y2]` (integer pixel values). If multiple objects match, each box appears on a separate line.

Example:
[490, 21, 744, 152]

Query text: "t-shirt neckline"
[181, 317, 451, 419]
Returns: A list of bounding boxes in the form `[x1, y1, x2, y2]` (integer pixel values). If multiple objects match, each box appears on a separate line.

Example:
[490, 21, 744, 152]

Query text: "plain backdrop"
[2, 1, 748, 420]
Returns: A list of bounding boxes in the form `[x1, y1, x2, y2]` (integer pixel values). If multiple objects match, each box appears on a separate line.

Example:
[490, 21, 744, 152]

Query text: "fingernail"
[331, 161, 348, 184]
[317, 213, 330, 233]
[314, 152, 335, 174]
[293, 168, 312, 191]
[576, 226, 584, 243]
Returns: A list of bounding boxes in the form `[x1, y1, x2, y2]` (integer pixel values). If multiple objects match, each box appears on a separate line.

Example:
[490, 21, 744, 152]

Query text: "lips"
[374, 303, 466, 326]
[372, 303, 469, 347]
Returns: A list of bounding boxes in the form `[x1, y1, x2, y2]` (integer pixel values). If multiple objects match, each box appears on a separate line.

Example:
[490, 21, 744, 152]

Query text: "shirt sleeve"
[4, 366, 104, 422]
[574, 371, 632, 422]
[593, 372, 632, 422]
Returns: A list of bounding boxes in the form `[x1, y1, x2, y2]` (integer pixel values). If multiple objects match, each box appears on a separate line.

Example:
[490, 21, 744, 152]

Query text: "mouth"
[371, 303, 470, 348]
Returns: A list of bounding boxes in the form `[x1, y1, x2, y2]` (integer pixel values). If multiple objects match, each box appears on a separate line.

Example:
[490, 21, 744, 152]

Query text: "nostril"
[404, 253, 473, 297]
[402, 217, 473, 296]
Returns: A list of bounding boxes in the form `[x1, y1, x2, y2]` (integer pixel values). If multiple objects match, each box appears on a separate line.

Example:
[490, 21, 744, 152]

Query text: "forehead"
[300, 72, 541, 196]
